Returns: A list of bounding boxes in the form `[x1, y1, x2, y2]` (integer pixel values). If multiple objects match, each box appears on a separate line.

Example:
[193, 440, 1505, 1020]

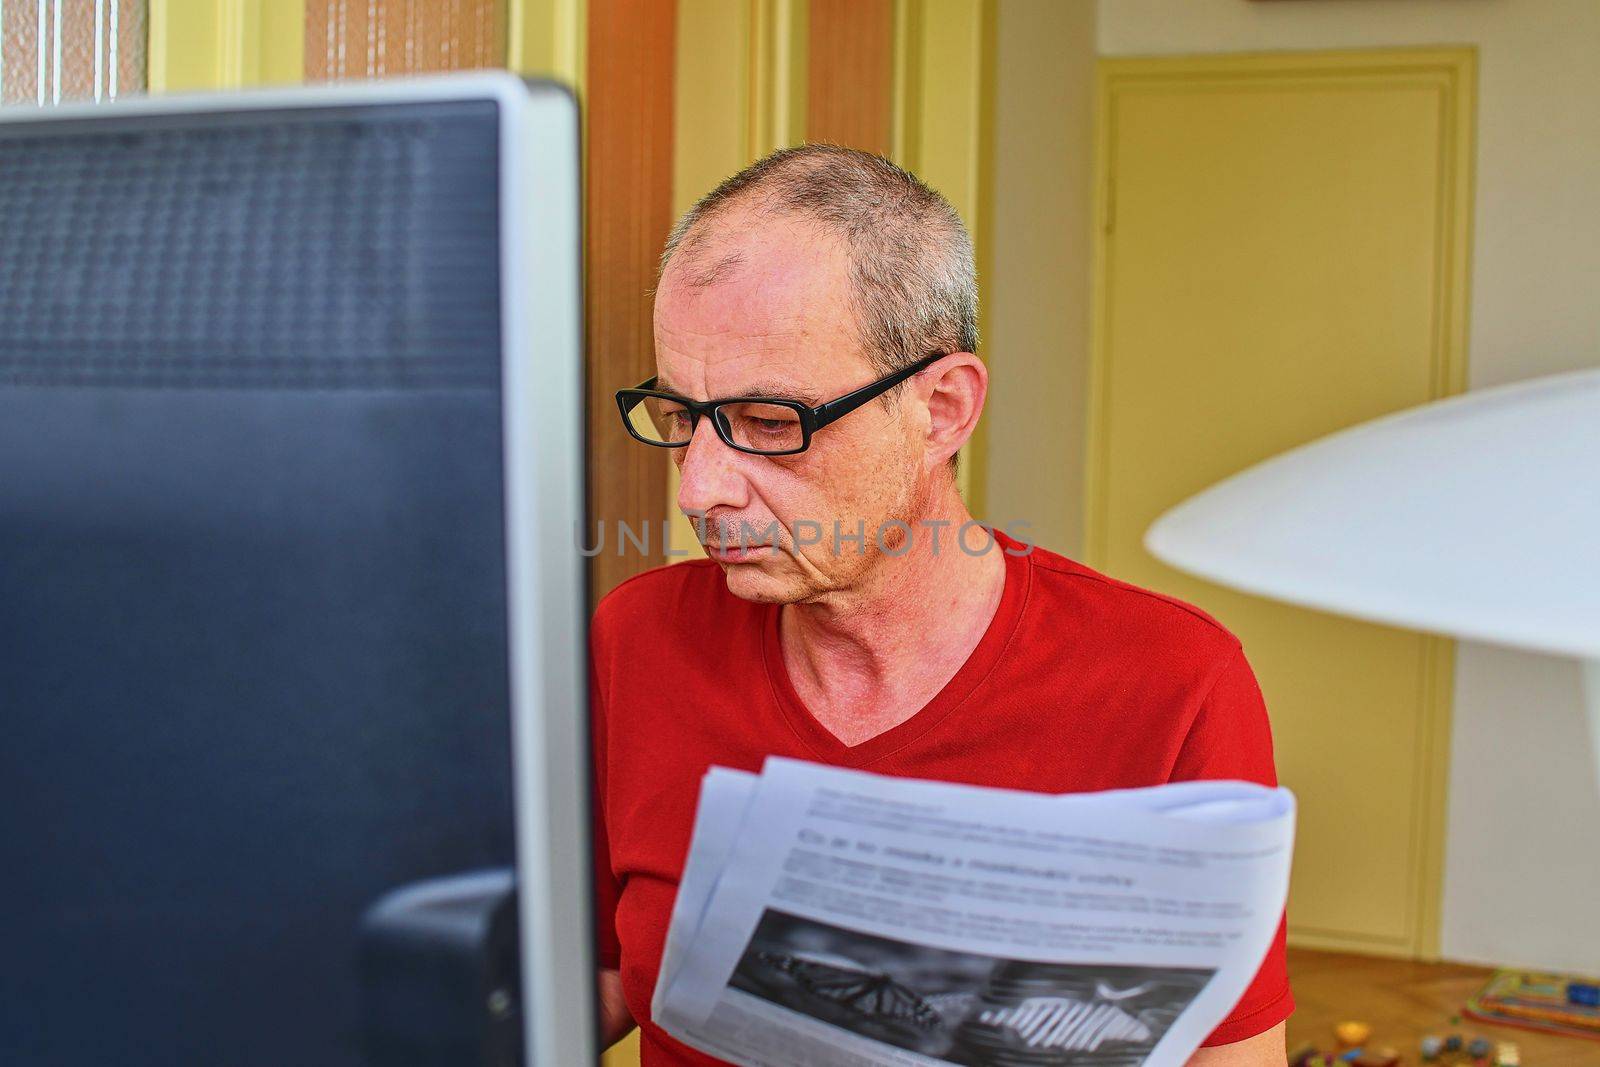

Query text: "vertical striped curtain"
[0, 0, 146, 106]
[304, 0, 506, 81]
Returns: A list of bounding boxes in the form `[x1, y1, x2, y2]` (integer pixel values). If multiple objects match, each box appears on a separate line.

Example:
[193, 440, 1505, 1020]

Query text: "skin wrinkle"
[655, 371, 823, 407]
[654, 208, 1002, 747]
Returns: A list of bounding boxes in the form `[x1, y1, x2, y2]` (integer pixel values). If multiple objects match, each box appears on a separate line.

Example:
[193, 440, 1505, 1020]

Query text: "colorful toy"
[1337, 1021, 1374, 1047]
[1467, 1036, 1492, 1058]
[1302, 1026, 1452, 1067]
[1465, 967, 1600, 1040]
[1495, 1042, 1520, 1067]
[1298, 1047, 1344, 1067]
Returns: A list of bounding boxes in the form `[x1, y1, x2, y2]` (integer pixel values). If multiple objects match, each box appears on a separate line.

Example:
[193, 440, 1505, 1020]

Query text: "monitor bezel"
[0, 72, 594, 1066]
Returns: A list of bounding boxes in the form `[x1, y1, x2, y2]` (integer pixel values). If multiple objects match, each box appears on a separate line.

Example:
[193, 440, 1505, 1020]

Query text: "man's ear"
[921, 353, 986, 467]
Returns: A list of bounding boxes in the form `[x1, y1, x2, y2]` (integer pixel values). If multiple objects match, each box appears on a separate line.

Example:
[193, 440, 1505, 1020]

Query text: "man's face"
[652, 212, 934, 604]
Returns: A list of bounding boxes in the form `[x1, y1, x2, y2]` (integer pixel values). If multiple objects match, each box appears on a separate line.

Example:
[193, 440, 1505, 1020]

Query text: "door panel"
[1088, 49, 1474, 957]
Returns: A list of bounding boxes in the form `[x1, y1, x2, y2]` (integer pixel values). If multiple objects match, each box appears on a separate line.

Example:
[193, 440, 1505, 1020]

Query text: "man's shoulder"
[1020, 540, 1242, 661]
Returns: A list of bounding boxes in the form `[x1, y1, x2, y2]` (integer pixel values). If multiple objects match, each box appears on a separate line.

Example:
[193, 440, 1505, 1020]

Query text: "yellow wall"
[663, 0, 761, 563]
[980, 0, 1094, 559]
[1096, 0, 1600, 978]
[509, 0, 585, 92]
[893, 0, 994, 516]
[1088, 49, 1473, 957]
[147, 0, 303, 92]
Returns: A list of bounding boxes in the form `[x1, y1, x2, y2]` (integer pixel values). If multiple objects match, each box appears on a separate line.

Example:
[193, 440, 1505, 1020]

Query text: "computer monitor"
[0, 74, 592, 1066]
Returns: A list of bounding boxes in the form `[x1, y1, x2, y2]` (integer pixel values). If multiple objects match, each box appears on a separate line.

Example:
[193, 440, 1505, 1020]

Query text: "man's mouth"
[702, 542, 773, 562]
[691, 516, 782, 562]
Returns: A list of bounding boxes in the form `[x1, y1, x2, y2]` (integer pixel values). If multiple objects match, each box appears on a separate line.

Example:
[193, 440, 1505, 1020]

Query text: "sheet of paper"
[653, 757, 1295, 1067]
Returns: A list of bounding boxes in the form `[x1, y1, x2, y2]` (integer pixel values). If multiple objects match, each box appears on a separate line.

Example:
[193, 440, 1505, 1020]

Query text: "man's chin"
[714, 550, 803, 604]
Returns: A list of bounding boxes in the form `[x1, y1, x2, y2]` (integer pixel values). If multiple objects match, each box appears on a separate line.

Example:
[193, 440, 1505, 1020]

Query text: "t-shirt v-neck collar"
[760, 530, 1033, 769]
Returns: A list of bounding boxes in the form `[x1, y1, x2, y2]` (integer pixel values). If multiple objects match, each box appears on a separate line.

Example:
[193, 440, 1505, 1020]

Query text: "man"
[591, 144, 1292, 1065]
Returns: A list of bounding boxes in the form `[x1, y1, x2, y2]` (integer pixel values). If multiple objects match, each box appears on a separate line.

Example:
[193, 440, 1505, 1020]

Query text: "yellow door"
[1088, 49, 1475, 958]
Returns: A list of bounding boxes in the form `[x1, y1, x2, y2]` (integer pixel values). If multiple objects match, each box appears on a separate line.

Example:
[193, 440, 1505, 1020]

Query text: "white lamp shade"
[1145, 366, 1600, 661]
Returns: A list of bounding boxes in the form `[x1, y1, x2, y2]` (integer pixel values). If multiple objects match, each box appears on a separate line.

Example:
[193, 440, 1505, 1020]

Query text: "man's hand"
[598, 968, 636, 1050]
[1186, 1021, 1286, 1066]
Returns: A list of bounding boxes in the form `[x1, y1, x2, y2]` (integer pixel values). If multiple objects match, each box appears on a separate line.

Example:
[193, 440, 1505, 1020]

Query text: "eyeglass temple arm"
[810, 353, 945, 430]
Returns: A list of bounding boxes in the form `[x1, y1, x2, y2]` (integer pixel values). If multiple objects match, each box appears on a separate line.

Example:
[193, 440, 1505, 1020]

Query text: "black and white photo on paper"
[727, 908, 1217, 1066]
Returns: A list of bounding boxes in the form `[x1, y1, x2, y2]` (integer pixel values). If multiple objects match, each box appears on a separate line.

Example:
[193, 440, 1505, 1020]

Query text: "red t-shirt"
[590, 529, 1294, 1064]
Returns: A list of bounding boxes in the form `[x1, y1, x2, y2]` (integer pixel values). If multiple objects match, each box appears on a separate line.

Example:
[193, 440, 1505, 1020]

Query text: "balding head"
[658, 143, 978, 377]
[648, 145, 988, 606]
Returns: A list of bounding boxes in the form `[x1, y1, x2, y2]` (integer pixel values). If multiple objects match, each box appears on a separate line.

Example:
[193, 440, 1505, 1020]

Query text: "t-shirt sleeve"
[590, 646, 623, 971]
[1171, 643, 1295, 1047]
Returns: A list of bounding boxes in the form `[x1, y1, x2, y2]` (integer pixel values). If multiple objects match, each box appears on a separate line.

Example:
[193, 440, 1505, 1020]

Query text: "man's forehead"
[660, 225, 847, 324]
[653, 316, 826, 402]
[654, 219, 862, 400]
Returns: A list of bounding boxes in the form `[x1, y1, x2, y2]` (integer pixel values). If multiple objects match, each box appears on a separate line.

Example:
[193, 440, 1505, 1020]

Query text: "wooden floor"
[1288, 948, 1600, 1065]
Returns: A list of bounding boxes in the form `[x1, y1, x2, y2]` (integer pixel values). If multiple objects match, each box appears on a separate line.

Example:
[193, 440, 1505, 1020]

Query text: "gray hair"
[657, 143, 979, 378]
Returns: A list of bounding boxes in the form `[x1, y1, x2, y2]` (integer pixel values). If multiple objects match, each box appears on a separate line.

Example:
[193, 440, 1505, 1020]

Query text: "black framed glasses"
[615, 351, 947, 457]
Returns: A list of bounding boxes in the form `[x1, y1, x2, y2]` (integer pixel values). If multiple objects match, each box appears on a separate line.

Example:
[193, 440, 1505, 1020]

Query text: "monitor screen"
[0, 77, 589, 1066]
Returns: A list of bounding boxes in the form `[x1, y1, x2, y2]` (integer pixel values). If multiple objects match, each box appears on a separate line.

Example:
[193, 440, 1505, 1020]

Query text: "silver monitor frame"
[0, 72, 593, 1065]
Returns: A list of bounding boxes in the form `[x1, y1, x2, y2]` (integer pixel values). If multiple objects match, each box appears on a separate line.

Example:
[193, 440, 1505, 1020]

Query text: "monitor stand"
[360, 871, 523, 1067]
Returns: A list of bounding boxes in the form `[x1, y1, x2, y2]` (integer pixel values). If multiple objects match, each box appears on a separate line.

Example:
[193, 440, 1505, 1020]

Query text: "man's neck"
[778, 486, 1008, 747]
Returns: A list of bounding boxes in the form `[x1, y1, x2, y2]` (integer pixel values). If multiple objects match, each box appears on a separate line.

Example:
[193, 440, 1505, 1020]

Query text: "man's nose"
[676, 415, 750, 520]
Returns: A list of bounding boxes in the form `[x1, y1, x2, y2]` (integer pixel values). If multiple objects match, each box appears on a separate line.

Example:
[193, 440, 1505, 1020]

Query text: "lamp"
[1145, 366, 1600, 785]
